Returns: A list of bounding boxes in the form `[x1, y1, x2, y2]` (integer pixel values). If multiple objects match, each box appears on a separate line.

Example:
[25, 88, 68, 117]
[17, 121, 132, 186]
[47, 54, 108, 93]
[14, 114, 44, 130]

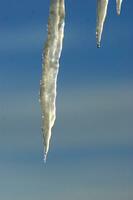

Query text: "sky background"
[0, 0, 132, 199]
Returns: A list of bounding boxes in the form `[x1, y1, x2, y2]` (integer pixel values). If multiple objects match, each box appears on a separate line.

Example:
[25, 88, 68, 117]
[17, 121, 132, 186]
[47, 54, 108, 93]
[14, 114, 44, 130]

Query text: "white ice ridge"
[116, 0, 123, 15]
[96, 0, 109, 48]
[40, 0, 65, 160]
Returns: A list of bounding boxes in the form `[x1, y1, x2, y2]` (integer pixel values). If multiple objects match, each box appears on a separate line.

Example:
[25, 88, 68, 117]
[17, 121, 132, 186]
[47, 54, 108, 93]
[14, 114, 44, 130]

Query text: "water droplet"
[43, 153, 47, 163]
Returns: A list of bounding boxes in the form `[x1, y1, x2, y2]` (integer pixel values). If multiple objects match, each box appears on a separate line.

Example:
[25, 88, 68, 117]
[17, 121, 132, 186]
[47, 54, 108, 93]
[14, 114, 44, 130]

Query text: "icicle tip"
[116, 8, 121, 15]
[43, 153, 47, 163]
[97, 42, 101, 48]
[116, 0, 123, 15]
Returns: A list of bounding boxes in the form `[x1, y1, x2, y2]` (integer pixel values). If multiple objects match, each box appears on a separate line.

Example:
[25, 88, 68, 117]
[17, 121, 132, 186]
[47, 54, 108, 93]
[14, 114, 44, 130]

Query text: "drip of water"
[43, 153, 47, 163]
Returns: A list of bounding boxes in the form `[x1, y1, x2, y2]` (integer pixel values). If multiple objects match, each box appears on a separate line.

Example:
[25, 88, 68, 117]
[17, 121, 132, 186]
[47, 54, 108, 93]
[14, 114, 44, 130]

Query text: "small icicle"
[96, 0, 109, 47]
[116, 0, 123, 15]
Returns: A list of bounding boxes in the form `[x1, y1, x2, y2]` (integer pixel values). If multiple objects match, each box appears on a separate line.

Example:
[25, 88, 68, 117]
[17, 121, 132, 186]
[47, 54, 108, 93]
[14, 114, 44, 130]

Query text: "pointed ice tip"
[117, 9, 121, 15]
[43, 153, 47, 163]
[97, 43, 100, 48]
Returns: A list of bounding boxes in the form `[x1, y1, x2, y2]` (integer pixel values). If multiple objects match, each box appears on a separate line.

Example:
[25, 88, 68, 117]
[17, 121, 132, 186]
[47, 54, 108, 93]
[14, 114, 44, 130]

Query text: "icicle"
[96, 0, 109, 48]
[40, 0, 65, 160]
[116, 0, 123, 15]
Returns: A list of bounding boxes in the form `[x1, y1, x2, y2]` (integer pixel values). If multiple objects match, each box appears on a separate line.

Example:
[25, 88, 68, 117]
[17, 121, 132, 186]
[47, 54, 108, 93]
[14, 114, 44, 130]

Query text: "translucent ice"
[116, 0, 123, 15]
[96, 0, 109, 47]
[40, 0, 65, 158]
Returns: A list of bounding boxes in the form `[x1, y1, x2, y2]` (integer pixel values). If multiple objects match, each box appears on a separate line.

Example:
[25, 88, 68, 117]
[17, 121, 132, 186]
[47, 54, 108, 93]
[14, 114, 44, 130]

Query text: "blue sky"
[0, 0, 132, 200]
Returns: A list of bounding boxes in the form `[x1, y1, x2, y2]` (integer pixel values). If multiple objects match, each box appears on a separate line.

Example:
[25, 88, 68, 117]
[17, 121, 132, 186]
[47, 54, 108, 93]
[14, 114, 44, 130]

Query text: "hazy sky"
[0, 1, 132, 200]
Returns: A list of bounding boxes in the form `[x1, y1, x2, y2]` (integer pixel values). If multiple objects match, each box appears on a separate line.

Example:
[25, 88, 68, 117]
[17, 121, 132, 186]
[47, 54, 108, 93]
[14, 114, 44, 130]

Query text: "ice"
[40, 0, 65, 158]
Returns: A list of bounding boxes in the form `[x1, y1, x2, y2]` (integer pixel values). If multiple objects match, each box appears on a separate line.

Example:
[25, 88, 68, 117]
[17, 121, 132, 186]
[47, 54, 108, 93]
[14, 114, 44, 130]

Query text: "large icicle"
[40, 0, 65, 161]
[116, 0, 123, 15]
[96, 0, 109, 48]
